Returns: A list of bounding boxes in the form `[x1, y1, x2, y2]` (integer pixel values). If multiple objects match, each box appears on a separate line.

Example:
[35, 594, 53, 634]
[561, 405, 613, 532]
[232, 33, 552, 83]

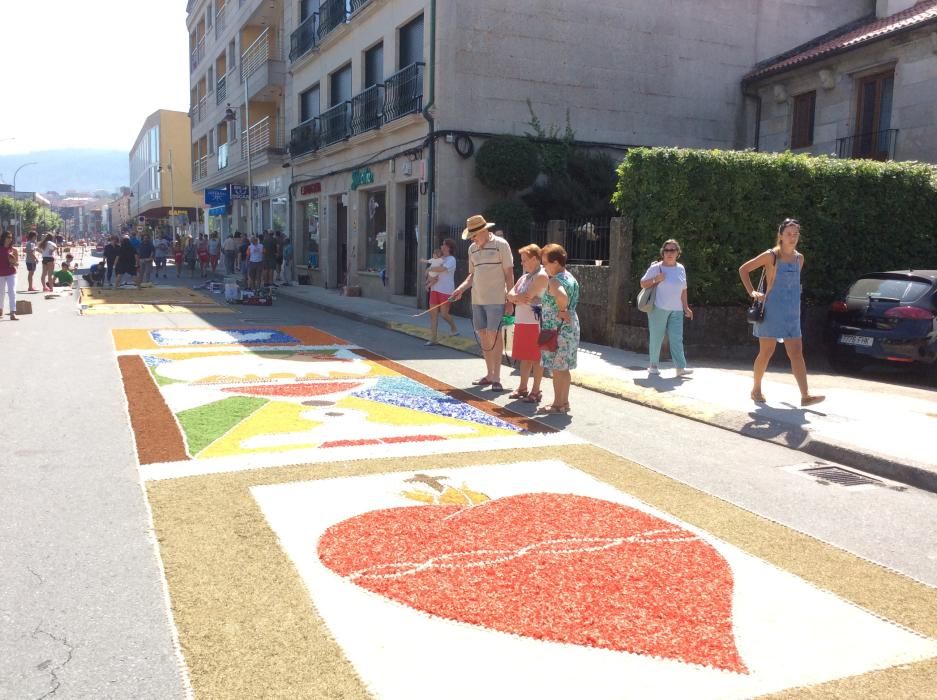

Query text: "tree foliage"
[482, 199, 533, 249]
[613, 147, 937, 305]
[475, 135, 540, 195]
[523, 149, 618, 221]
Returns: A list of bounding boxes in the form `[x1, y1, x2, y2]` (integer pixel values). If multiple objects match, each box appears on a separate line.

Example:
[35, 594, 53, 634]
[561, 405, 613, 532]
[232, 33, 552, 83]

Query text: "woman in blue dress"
[540, 243, 581, 414]
[739, 218, 824, 407]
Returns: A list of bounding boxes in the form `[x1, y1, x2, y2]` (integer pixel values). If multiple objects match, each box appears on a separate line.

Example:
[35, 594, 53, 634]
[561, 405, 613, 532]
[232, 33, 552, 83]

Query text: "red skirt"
[511, 323, 541, 362]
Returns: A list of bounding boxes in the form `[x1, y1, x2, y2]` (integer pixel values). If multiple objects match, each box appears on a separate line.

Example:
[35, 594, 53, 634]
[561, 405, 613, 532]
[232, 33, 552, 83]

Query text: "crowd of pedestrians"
[429, 213, 822, 412]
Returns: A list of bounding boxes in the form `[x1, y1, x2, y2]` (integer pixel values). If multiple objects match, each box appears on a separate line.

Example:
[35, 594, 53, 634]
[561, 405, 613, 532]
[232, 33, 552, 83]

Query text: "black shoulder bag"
[746, 251, 776, 325]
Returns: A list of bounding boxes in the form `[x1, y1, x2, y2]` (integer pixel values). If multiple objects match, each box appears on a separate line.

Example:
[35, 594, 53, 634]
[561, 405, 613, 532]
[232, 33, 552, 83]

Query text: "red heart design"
[318, 493, 748, 673]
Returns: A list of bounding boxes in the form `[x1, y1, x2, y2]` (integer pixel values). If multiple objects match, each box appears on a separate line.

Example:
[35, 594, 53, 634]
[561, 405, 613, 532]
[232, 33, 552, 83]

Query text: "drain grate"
[800, 466, 883, 487]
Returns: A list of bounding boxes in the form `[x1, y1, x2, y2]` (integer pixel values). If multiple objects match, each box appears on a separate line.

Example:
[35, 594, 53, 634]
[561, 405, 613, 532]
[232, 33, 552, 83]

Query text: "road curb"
[280, 289, 937, 495]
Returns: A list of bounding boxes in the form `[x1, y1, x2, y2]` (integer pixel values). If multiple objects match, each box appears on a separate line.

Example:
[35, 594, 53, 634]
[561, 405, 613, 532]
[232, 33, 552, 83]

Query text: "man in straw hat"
[450, 215, 515, 391]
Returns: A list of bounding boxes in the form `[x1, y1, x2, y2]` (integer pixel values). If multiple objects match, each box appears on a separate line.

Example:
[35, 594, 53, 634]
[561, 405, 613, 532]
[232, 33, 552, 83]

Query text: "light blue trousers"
[648, 307, 687, 368]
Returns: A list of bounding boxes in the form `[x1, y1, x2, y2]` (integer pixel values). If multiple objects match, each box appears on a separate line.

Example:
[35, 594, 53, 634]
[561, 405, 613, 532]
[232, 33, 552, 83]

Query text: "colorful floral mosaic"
[115, 326, 549, 475]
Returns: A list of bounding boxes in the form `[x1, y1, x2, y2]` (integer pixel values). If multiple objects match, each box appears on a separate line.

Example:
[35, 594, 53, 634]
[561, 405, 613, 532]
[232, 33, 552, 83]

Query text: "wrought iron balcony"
[290, 117, 320, 157]
[319, 101, 351, 147]
[351, 84, 384, 136]
[290, 13, 319, 61]
[216, 75, 227, 105]
[350, 0, 372, 13]
[190, 36, 205, 72]
[836, 129, 898, 161]
[383, 62, 425, 122]
[317, 0, 348, 41]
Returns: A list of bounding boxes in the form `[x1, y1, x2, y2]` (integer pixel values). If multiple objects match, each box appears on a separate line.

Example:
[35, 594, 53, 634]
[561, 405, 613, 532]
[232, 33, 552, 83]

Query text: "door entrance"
[854, 70, 894, 160]
[336, 199, 348, 287]
[403, 183, 419, 297]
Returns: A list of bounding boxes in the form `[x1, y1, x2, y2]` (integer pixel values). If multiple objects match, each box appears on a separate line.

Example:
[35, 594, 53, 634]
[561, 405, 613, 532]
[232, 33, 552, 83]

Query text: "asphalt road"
[2, 277, 936, 699]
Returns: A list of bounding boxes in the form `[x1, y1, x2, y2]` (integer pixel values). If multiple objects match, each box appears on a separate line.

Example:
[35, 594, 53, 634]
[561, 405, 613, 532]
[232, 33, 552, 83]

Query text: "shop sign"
[300, 182, 321, 195]
[351, 167, 374, 190]
[205, 187, 230, 206]
[208, 206, 227, 216]
[228, 184, 270, 199]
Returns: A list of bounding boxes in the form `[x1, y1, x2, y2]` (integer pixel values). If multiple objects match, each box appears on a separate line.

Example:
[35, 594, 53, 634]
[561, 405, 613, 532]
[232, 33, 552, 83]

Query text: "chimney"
[876, 0, 920, 18]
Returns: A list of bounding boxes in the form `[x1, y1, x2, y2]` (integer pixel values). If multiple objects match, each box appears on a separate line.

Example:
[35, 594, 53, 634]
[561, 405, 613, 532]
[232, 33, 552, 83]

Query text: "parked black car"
[829, 270, 937, 381]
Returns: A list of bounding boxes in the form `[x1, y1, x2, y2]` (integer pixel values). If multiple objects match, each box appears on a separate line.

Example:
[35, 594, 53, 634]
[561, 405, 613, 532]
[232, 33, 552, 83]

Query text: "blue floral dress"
[541, 270, 581, 370]
[754, 253, 802, 340]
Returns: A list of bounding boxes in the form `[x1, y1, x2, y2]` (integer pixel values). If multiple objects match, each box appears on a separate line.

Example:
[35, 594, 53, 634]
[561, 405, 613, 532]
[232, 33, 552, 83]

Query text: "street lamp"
[158, 150, 176, 240]
[12, 161, 38, 241]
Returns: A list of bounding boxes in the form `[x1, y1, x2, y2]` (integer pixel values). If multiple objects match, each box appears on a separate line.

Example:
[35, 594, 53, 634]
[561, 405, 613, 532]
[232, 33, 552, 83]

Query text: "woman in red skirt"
[507, 244, 549, 403]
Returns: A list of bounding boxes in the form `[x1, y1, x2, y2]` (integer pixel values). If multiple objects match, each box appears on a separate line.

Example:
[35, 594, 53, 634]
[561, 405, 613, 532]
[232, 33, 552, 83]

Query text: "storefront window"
[303, 199, 320, 268]
[271, 196, 288, 233]
[363, 190, 386, 271]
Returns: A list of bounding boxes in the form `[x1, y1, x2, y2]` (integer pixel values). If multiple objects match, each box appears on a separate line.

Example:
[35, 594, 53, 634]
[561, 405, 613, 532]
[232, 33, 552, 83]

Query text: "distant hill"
[0, 150, 127, 194]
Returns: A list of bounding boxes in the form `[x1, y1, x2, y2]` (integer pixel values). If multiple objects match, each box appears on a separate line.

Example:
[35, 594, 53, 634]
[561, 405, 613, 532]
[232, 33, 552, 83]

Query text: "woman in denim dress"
[739, 219, 824, 407]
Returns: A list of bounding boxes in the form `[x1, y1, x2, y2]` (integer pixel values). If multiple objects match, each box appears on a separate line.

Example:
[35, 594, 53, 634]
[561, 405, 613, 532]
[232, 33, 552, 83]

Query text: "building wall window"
[300, 84, 320, 123]
[399, 14, 424, 68]
[853, 70, 894, 159]
[301, 0, 316, 21]
[791, 91, 816, 149]
[365, 42, 383, 87]
[363, 190, 386, 271]
[302, 198, 320, 267]
[330, 64, 352, 106]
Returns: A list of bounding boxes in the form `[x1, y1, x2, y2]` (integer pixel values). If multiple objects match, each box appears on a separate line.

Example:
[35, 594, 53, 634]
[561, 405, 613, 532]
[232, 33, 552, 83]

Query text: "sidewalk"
[238, 279, 937, 492]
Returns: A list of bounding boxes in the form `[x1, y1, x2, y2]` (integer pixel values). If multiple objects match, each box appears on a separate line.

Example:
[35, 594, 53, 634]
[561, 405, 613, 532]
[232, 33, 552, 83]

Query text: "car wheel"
[829, 346, 865, 374]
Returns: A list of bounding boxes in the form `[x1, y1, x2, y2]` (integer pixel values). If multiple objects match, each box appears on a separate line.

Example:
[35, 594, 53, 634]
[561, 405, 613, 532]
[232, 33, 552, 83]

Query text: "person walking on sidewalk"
[640, 239, 694, 377]
[154, 234, 170, 278]
[280, 234, 294, 285]
[39, 233, 58, 292]
[222, 234, 238, 275]
[450, 215, 515, 392]
[539, 243, 580, 414]
[423, 238, 459, 345]
[113, 236, 138, 288]
[739, 218, 824, 407]
[136, 233, 155, 287]
[24, 232, 39, 291]
[103, 235, 119, 285]
[507, 243, 549, 403]
[0, 230, 20, 320]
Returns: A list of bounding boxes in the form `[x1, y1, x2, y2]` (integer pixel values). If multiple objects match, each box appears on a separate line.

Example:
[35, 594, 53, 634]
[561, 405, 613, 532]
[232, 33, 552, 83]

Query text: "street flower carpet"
[111, 325, 937, 699]
[80, 287, 234, 315]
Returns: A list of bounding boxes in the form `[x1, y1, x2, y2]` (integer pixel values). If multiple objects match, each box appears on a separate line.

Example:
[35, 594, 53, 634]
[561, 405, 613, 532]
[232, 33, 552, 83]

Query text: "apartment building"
[186, 0, 289, 240]
[279, 1, 895, 303]
[742, 0, 937, 162]
[130, 110, 199, 238]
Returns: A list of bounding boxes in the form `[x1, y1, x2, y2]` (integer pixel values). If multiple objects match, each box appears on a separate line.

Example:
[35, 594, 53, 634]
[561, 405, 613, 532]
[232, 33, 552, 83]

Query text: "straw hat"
[461, 214, 496, 240]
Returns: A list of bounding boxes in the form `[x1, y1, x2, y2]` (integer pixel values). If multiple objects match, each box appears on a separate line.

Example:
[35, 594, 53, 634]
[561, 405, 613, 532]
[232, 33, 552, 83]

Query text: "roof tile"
[744, 0, 937, 82]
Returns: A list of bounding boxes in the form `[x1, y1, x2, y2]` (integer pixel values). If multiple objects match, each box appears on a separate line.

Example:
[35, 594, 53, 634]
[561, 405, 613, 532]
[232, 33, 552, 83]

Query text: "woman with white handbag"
[639, 239, 693, 377]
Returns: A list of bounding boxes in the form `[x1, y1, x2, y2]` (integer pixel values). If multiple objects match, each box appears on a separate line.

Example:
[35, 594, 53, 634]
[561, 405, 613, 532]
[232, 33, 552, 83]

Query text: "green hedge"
[613, 148, 937, 305]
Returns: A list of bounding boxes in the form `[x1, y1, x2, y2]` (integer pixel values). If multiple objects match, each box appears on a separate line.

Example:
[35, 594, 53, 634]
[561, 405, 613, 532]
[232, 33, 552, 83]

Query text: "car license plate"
[838, 334, 873, 347]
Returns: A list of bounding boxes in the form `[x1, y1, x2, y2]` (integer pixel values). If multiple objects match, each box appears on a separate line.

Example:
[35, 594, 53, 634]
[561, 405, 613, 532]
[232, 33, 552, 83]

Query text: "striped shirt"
[468, 235, 513, 306]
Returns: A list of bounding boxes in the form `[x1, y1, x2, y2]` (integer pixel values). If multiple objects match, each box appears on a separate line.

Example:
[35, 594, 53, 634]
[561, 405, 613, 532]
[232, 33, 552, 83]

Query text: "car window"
[847, 277, 930, 302]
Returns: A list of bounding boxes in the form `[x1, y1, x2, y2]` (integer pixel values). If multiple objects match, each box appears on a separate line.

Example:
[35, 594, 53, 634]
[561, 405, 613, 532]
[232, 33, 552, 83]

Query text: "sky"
[0, 1, 190, 158]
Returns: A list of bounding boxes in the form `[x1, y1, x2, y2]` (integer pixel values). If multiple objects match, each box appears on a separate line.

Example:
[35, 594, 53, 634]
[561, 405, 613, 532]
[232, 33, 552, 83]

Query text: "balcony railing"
[216, 75, 227, 105]
[241, 26, 280, 81]
[240, 116, 286, 158]
[290, 13, 319, 61]
[215, 4, 226, 39]
[190, 36, 206, 71]
[351, 84, 384, 136]
[350, 0, 371, 13]
[318, 0, 348, 41]
[836, 129, 898, 161]
[319, 101, 351, 147]
[290, 117, 320, 157]
[217, 143, 230, 171]
[383, 62, 425, 122]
